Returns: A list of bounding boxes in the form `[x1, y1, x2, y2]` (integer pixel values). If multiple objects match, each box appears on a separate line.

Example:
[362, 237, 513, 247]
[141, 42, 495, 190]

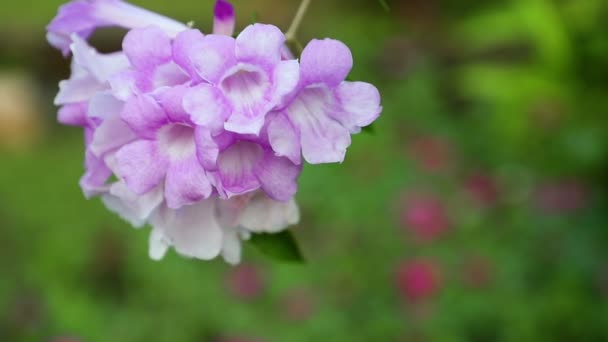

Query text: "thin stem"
[285, 0, 312, 42]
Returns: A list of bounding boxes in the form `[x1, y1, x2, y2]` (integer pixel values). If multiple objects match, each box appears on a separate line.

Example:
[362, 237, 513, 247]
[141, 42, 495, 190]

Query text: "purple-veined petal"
[102, 181, 163, 227]
[194, 127, 220, 170]
[333, 81, 382, 133]
[285, 86, 351, 164]
[89, 115, 136, 156]
[300, 39, 353, 88]
[47, 0, 188, 55]
[121, 94, 168, 139]
[267, 112, 301, 164]
[183, 83, 230, 132]
[115, 140, 169, 195]
[213, 0, 236, 36]
[221, 64, 272, 135]
[217, 141, 263, 197]
[235, 24, 285, 68]
[255, 150, 301, 201]
[239, 193, 300, 233]
[122, 26, 172, 70]
[58, 102, 88, 126]
[151, 201, 223, 260]
[156, 123, 197, 162]
[164, 156, 213, 209]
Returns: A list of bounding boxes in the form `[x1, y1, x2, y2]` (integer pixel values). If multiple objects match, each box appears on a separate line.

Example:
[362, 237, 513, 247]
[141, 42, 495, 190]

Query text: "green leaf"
[249, 231, 304, 263]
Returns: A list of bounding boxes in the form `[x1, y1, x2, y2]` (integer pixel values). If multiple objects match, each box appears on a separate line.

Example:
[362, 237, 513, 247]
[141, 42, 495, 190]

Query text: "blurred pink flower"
[535, 180, 588, 214]
[407, 136, 453, 172]
[464, 173, 499, 207]
[281, 288, 316, 321]
[396, 260, 442, 304]
[225, 264, 265, 300]
[461, 256, 493, 289]
[400, 194, 450, 242]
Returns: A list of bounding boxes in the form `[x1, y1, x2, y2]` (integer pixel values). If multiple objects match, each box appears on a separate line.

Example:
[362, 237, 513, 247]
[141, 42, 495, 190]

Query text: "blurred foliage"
[1, 0, 608, 341]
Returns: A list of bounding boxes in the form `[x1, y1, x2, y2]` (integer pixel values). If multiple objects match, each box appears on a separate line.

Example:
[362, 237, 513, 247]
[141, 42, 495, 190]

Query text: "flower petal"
[164, 156, 213, 209]
[153, 84, 191, 123]
[236, 24, 284, 68]
[217, 141, 263, 197]
[58, 102, 88, 126]
[255, 150, 301, 201]
[122, 26, 172, 70]
[286, 87, 351, 164]
[87, 91, 124, 120]
[267, 112, 301, 164]
[271, 60, 300, 106]
[172, 29, 206, 81]
[333, 81, 382, 133]
[300, 39, 353, 87]
[102, 181, 163, 227]
[121, 94, 168, 139]
[89, 115, 136, 156]
[151, 201, 223, 260]
[115, 140, 169, 194]
[182, 83, 230, 132]
[149, 227, 170, 261]
[239, 193, 300, 233]
[190, 34, 237, 84]
[221, 228, 242, 265]
[194, 127, 220, 170]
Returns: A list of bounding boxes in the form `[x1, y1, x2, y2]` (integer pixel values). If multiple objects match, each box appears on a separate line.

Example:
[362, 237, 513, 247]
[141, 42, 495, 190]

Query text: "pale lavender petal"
[47, 0, 188, 55]
[236, 24, 285, 67]
[121, 94, 168, 139]
[300, 39, 353, 87]
[90, 115, 136, 156]
[216, 194, 254, 228]
[151, 62, 190, 89]
[151, 201, 223, 260]
[189, 34, 237, 84]
[172, 29, 206, 81]
[239, 193, 300, 233]
[183, 83, 230, 132]
[87, 91, 124, 120]
[153, 84, 191, 123]
[286, 87, 351, 164]
[156, 124, 197, 162]
[122, 26, 172, 70]
[271, 60, 300, 106]
[255, 150, 301, 201]
[108, 70, 138, 101]
[164, 156, 213, 209]
[267, 112, 301, 164]
[213, 0, 236, 36]
[221, 228, 242, 265]
[58, 103, 88, 126]
[149, 227, 170, 260]
[102, 182, 163, 227]
[80, 150, 112, 198]
[115, 140, 169, 194]
[194, 127, 220, 170]
[333, 81, 382, 132]
[70, 35, 130, 83]
[55, 73, 102, 105]
[217, 142, 263, 197]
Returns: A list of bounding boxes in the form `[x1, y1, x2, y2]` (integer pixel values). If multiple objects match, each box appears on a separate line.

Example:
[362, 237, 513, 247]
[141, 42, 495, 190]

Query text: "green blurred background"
[1, 0, 608, 341]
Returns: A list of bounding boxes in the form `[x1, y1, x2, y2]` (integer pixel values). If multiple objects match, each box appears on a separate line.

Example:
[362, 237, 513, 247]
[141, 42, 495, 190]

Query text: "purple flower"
[177, 24, 300, 135]
[48, 0, 380, 264]
[268, 39, 382, 164]
[47, 0, 188, 55]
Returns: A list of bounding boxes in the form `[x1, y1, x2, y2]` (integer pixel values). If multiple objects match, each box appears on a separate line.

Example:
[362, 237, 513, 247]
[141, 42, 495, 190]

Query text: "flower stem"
[285, 0, 312, 42]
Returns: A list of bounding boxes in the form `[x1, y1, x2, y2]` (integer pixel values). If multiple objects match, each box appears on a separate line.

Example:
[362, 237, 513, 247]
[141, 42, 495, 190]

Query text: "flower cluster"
[48, 0, 381, 263]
